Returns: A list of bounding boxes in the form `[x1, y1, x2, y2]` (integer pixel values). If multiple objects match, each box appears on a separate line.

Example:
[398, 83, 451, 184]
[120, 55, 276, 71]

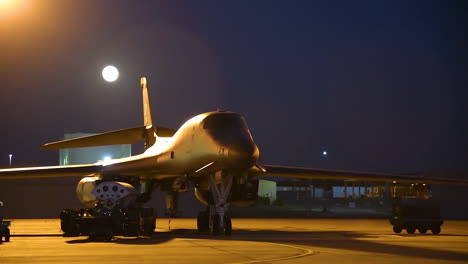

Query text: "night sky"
[1, 0, 467, 175]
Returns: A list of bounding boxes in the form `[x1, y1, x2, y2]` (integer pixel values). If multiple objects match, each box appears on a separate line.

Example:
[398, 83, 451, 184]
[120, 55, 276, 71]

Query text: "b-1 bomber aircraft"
[0, 77, 467, 238]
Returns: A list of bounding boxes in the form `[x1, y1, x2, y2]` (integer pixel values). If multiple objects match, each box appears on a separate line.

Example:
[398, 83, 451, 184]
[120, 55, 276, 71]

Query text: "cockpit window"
[203, 113, 247, 130]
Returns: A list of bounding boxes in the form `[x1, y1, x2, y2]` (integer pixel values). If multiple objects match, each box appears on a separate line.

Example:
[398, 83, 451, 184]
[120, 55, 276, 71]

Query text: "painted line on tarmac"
[227, 241, 319, 264]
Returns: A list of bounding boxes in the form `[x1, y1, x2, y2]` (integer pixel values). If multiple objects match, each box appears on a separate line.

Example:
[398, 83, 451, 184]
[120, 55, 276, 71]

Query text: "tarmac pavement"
[1, 218, 467, 264]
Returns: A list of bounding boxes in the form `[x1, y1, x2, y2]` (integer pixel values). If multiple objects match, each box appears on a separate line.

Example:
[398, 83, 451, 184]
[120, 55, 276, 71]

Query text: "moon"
[102, 65, 119, 82]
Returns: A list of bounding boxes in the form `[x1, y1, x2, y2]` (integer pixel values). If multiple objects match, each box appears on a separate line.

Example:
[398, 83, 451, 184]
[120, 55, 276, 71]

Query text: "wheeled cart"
[390, 199, 443, 234]
[60, 207, 156, 241]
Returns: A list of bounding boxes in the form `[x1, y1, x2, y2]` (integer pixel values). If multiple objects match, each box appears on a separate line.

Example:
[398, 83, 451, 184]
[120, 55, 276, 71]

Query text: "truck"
[390, 198, 443, 234]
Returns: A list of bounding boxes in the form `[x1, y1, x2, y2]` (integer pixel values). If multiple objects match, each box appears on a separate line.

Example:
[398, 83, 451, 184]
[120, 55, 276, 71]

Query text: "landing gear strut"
[207, 171, 233, 235]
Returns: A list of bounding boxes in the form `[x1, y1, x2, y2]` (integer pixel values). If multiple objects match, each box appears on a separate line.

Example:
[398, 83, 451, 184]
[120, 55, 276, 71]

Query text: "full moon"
[102, 65, 119, 82]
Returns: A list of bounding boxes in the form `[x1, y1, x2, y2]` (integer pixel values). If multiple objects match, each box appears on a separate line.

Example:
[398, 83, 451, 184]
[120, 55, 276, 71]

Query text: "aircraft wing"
[0, 164, 102, 179]
[251, 165, 468, 186]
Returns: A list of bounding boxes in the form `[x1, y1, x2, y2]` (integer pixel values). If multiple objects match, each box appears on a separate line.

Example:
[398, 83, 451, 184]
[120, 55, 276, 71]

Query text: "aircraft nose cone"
[228, 138, 258, 165]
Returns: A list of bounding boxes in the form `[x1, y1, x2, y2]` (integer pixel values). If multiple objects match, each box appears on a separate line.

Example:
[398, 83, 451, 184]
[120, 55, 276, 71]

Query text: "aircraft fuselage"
[100, 111, 259, 179]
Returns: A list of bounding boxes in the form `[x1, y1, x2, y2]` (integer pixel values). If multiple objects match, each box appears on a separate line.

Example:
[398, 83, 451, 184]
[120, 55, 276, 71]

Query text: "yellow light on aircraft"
[102, 65, 119, 82]
[0, 0, 31, 19]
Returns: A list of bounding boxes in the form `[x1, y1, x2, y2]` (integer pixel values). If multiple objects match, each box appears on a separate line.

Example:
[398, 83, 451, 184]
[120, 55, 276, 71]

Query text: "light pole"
[9, 154, 12, 166]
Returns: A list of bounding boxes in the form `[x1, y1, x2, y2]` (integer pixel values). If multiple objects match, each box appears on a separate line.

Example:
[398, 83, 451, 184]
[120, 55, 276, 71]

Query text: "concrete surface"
[1, 218, 468, 263]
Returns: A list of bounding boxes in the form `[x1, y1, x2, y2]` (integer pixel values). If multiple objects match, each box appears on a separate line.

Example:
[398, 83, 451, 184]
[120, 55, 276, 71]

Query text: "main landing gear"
[197, 171, 233, 236]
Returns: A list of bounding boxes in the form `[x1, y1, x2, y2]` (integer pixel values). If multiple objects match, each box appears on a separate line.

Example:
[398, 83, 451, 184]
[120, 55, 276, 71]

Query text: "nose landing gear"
[198, 171, 233, 236]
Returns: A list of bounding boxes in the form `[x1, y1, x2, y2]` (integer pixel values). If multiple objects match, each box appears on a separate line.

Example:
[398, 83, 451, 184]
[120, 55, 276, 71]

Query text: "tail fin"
[141, 77, 153, 127]
[141, 77, 157, 149]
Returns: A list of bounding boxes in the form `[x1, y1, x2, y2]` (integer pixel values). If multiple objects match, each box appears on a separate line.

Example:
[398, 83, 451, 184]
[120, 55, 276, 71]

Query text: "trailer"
[60, 206, 156, 241]
[390, 198, 443, 234]
[0, 201, 11, 242]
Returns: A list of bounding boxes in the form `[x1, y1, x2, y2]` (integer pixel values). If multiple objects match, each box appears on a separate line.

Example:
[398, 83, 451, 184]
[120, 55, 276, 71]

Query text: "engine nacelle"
[194, 180, 259, 207]
[76, 177, 137, 208]
[76, 177, 99, 206]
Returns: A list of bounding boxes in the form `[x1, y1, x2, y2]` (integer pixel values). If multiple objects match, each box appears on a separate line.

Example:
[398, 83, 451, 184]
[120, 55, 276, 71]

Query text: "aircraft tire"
[393, 226, 402, 234]
[147, 223, 156, 236]
[224, 217, 232, 236]
[431, 226, 441, 235]
[197, 211, 209, 232]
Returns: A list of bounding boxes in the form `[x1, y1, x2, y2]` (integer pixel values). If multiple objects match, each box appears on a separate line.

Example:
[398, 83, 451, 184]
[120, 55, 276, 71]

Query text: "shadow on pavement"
[234, 229, 468, 262]
[61, 227, 468, 262]
[103, 228, 468, 262]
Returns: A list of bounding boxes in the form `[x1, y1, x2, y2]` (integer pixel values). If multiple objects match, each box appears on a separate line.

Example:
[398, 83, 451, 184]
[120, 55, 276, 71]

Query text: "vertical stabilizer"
[141, 77, 153, 127]
[141, 77, 157, 149]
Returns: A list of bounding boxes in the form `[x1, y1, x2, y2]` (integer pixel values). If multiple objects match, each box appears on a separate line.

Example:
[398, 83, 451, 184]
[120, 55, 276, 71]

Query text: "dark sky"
[0, 0, 467, 174]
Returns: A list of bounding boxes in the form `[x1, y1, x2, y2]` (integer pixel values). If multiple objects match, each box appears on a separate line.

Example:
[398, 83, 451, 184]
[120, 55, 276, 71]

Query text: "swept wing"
[251, 165, 468, 186]
[0, 164, 102, 179]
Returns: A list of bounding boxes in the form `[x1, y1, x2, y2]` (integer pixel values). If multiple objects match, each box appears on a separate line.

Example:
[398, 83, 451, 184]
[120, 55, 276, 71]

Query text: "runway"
[1, 218, 468, 264]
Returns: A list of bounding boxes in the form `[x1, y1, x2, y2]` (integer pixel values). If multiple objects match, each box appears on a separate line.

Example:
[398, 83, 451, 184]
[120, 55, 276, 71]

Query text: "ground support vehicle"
[60, 207, 156, 241]
[390, 198, 443, 234]
[0, 201, 10, 243]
